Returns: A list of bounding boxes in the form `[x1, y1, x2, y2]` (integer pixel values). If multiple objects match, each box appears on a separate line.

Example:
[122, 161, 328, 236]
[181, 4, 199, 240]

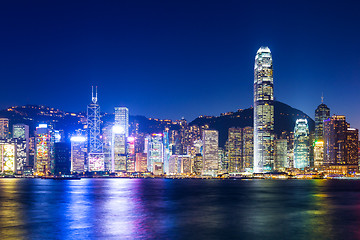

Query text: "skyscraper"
[146, 134, 164, 173]
[70, 135, 86, 173]
[202, 130, 219, 176]
[87, 86, 104, 171]
[0, 118, 9, 139]
[115, 107, 129, 137]
[35, 124, 54, 175]
[315, 97, 330, 140]
[253, 46, 274, 172]
[294, 119, 310, 169]
[12, 124, 29, 172]
[226, 128, 242, 173]
[111, 125, 127, 172]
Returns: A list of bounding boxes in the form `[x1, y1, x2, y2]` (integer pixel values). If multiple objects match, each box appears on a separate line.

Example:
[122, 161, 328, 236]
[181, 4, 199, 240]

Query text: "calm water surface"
[0, 178, 360, 240]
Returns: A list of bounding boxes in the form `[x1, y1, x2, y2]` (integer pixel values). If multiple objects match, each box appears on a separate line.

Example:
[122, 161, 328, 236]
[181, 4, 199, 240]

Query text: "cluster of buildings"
[0, 47, 358, 178]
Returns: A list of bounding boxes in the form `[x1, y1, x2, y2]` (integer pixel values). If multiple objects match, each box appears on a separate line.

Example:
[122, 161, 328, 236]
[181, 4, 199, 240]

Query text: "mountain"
[190, 101, 315, 147]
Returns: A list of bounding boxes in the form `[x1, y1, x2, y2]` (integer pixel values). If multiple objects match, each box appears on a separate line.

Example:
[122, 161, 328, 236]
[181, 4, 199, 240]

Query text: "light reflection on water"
[0, 179, 360, 239]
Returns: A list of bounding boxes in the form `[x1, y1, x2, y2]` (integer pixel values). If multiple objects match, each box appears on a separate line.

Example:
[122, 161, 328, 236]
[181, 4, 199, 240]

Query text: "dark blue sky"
[0, 1, 359, 128]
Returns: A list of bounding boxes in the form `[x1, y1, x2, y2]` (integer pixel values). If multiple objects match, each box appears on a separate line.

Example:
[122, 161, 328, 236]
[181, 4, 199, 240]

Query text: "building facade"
[294, 119, 310, 169]
[253, 46, 275, 172]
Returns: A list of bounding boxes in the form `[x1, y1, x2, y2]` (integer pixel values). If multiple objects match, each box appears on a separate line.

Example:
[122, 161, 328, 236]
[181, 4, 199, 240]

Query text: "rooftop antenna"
[92, 85, 98, 103]
[321, 92, 324, 104]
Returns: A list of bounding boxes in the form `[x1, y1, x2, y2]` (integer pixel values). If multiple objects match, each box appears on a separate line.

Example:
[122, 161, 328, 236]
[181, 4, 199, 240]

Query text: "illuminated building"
[0, 140, 15, 173]
[146, 134, 164, 173]
[345, 128, 359, 166]
[274, 139, 287, 171]
[101, 125, 112, 171]
[315, 97, 330, 141]
[115, 107, 129, 137]
[226, 128, 242, 173]
[0, 118, 9, 139]
[70, 135, 86, 173]
[54, 142, 70, 175]
[169, 155, 191, 174]
[35, 124, 54, 175]
[111, 125, 127, 172]
[193, 154, 203, 175]
[254, 46, 275, 172]
[294, 119, 309, 169]
[242, 127, 254, 171]
[87, 86, 104, 172]
[126, 137, 136, 172]
[13, 124, 29, 139]
[163, 131, 171, 174]
[202, 130, 219, 176]
[153, 162, 164, 175]
[135, 153, 147, 172]
[314, 140, 324, 167]
[324, 115, 347, 165]
[12, 124, 29, 172]
[280, 131, 294, 168]
[218, 148, 228, 172]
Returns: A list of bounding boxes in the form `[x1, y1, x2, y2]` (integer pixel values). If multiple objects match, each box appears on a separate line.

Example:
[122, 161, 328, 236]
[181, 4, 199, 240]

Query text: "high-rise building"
[87, 86, 104, 172]
[146, 134, 164, 173]
[0, 139, 16, 173]
[315, 97, 330, 141]
[12, 124, 29, 172]
[253, 46, 275, 172]
[294, 119, 310, 169]
[226, 128, 242, 173]
[135, 153, 147, 172]
[54, 142, 70, 175]
[115, 107, 129, 137]
[242, 126, 254, 171]
[0, 118, 9, 139]
[111, 125, 127, 172]
[202, 130, 219, 176]
[193, 154, 203, 175]
[323, 115, 347, 165]
[126, 137, 136, 173]
[35, 124, 54, 176]
[274, 139, 287, 170]
[345, 128, 359, 166]
[70, 135, 87, 173]
[314, 140, 324, 167]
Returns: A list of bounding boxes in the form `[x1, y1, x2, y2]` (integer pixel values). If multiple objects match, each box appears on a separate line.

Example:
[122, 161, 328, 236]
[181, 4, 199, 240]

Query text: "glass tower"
[253, 46, 274, 172]
[294, 119, 310, 169]
[315, 97, 330, 141]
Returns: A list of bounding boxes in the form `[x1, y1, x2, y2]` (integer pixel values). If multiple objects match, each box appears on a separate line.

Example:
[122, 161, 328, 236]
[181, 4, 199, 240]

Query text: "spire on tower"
[321, 93, 324, 104]
[92, 86, 98, 104]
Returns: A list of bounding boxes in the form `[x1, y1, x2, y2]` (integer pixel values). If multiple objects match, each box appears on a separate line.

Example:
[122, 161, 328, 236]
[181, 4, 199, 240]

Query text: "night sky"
[0, 1, 359, 128]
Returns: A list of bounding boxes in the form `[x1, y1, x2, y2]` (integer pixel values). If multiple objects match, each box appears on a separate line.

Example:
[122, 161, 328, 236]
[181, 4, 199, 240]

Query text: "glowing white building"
[294, 119, 309, 169]
[115, 107, 129, 137]
[70, 136, 86, 173]
[253, 46, 275, 172]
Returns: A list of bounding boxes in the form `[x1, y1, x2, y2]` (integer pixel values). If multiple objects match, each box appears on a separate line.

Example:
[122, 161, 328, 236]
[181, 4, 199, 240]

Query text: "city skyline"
[0, 1, 359, 130]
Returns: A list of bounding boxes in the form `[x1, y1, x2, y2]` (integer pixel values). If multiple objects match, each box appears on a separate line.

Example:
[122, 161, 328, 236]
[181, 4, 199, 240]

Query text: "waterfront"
[0, 179, 360, 240]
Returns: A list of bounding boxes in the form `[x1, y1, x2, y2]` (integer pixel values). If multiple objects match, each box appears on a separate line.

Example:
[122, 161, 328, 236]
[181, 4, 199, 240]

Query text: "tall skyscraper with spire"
[87, 86, 104, 171]
[253, 46, 274, 173]
[315, 94, 330, 141]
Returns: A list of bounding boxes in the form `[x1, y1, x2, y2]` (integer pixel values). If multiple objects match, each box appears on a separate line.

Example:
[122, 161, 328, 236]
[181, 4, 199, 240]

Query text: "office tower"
[12, 124, 29, 172]
[294, 119, 310, 169]
[226, 128, 242, 173]
[345, 128, 359, 166]
[315, 96, 330, 140]
[163, 131, 171, 174]
[111, 125, 127, 172]
[202, 130, 219, 176]
[0, 118, 9, 139]
[193, 154, 203, 175]
[54, 142, 70, 175]
[126, 137, 136, 172]
[323, 115, 347, 165]
[242, 126, 254, 171]
[314, 140, 324, 167]
[101, 125, 112, 171]
[35, 124, 54, 175]
[135, 153, 147, 172]
[0, 139, 15, 173]
[115, 107, 129, 137]
[87, 86, 104, 171]
[146, 134, 164, 173]
[168, 155, 192, 174]
[218, 147, 228, 172]
[274, 139, 287, 170]
[254, 46, 275, 172]
[13, 124, 29, 139]
[70, 135, 87, 173]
